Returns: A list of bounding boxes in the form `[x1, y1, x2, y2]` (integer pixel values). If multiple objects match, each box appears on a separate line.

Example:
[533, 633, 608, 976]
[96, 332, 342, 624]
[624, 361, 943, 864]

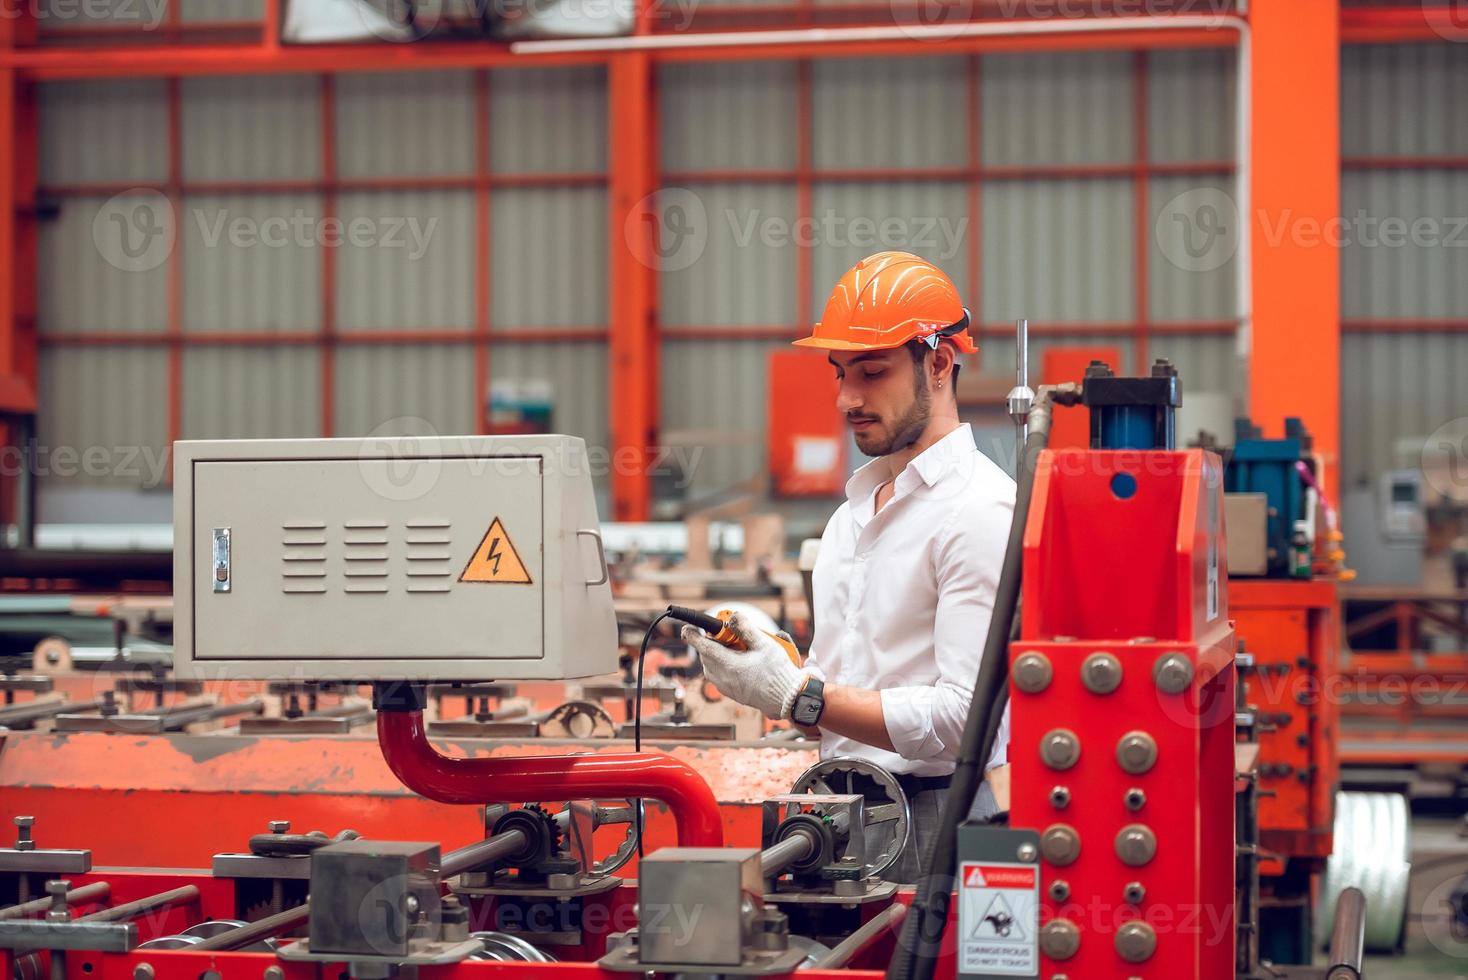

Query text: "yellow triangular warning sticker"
[459, 517, 533, 584]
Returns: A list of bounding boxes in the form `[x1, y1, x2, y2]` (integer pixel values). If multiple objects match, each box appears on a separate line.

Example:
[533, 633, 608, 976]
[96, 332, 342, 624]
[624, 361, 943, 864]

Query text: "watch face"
[793, 696, 821, 726]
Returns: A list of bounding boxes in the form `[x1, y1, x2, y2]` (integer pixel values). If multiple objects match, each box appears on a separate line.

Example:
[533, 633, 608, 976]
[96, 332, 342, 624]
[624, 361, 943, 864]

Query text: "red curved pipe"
[377, 710, 724, 847]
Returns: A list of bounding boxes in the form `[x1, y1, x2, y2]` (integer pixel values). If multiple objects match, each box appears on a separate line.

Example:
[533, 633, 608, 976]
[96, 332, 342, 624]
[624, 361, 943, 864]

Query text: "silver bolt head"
[1153, 653, 1195, 694]
[1013, 652, 1054, 694]
[1040, 729, 1081, 770]
[1040, 824, 1081, 867]
[1038, 920, 1080, 960]
[1017, 843, 1038, 863]
[133, 965, 155, 980]
[268, 820, 290, 834]
[1115, 921, 1158, 963]
[1081, 653, 1123, 695]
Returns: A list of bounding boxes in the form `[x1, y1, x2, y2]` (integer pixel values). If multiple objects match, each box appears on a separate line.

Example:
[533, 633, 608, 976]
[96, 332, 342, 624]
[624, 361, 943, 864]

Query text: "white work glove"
[680, 612, 808, 721]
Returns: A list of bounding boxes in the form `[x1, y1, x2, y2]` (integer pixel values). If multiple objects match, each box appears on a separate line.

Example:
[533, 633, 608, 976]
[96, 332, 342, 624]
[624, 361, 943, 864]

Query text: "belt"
[847, 770, 954, 798]
[893, 772, 953, 797]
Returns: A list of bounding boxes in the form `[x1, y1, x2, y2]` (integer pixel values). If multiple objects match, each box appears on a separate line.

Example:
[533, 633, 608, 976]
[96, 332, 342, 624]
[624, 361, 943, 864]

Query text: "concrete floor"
[1361, 816, 1468, 978]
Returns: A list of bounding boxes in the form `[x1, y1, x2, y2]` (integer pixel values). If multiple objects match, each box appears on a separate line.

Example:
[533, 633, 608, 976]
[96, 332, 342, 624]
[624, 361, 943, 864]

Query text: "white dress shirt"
[806, 422, 1014, 777]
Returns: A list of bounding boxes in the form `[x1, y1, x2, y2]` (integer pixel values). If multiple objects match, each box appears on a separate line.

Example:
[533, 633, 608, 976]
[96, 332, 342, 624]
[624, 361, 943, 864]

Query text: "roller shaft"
[192, 904, 309, 951]
[442, 829, 528, 877]
[0, 883, 110, 921]
[191, 830, 531, 953]
[761, 830, 817, 877]
[1326, 887, 1366, 980]
[76, 886, 199, 923]
[814, 903, 907, 969]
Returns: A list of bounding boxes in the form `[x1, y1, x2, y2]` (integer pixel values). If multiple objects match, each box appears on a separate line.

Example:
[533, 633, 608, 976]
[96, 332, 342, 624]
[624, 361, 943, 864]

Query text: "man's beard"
[854, 377, 931, 457]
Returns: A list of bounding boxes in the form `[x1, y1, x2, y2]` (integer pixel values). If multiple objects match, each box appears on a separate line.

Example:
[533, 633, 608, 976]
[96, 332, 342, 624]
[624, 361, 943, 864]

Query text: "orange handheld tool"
[666, 605, 802, 666]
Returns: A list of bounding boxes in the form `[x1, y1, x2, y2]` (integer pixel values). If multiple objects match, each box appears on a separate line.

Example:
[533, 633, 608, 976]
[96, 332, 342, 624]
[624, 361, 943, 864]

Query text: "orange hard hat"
[795, 250, 977, 354]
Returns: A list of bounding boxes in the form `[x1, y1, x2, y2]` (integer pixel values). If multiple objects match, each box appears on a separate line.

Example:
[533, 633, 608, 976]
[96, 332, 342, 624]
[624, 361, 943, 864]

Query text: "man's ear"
[931, 339, 957, 385]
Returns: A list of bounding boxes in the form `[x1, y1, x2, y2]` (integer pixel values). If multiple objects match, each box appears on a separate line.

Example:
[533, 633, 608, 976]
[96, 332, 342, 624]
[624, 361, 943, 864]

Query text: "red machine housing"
[1230, 579, 1339, 870]
[1011, 448, 1236, 978]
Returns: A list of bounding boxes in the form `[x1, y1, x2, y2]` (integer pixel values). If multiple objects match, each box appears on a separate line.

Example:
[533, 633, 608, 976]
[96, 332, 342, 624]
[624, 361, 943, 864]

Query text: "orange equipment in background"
[1039, 346, 1120, 451]
[767, 349, 845, 497]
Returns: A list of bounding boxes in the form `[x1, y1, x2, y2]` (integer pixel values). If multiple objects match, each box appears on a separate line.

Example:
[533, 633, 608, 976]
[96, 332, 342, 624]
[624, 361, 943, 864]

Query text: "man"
[683, 250, 1014, 884]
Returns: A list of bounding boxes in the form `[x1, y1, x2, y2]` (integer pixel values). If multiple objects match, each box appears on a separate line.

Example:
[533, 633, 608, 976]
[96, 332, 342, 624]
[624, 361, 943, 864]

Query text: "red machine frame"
[1011, 447, 1236, 977]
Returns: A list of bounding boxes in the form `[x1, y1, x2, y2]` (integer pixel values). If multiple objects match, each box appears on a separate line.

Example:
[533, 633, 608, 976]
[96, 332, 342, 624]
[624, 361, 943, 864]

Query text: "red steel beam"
[1340, 4, 1462, 43]
[0, 26, 1238, 81]
[966, 53, 981, 332]
[1249, 0, 1341, 504]
[795, 58, 812, 330]
[1132, 48, 1149, 374]
[40, 327, 611, 344]
[474, 69, 491, 435]
[166, 77, 183, 449]
[39, 173, 606, 195]
[320, 73, 336, 436]
[608, 52, 658, 521]
[658, 320, 1240, 341]
[1342, 319, 1468, 333]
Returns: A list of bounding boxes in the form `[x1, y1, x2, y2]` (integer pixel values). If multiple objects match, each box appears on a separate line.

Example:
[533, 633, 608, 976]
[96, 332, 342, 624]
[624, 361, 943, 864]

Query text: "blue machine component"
[1098, 405, 1162, 451]
[1225, 417, 1309, 578]
[1081, 359, 1181, 451]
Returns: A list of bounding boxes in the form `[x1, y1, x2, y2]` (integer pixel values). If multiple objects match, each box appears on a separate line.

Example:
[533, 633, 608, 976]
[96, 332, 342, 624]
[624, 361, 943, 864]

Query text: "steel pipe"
[1326, 887, 1366, 980]
[812, 903, 907, 969]
[75, 886, 199, 923]
[760, 831, 818, 878]
[192, 904, 309, 952]
[441, 830, 528, 877]
[0, 884, 110, 922]
[376, 709, 724, 847]
[189, 830, 537, 954]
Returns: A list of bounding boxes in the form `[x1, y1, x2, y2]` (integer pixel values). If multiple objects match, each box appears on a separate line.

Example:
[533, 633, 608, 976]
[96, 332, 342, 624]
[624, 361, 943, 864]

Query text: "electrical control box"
[172, 435, 617, 682]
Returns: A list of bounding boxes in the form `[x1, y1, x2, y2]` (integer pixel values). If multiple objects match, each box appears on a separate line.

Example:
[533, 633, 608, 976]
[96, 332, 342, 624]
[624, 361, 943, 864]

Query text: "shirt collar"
[845, 423, 977, 512]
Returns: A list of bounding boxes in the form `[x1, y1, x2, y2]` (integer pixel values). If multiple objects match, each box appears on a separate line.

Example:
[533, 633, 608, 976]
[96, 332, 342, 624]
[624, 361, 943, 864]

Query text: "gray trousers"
[883, 781, 1002, 885]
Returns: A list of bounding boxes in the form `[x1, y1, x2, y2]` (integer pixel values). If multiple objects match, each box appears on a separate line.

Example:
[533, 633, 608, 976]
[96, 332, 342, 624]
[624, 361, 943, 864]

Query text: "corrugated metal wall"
[1340, 42, 1468, 487]
[658, 48, 1238, 497]
[33, 43, 1463, 513]
[35, 65, 609, 507]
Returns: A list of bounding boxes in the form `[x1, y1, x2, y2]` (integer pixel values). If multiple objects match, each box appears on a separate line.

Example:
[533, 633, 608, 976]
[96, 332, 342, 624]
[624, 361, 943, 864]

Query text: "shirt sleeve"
[879, 489, 1013, 767]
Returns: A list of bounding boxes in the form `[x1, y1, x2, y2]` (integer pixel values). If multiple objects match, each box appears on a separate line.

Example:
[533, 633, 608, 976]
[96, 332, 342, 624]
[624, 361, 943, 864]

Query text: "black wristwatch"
[791, 676, 826, 727]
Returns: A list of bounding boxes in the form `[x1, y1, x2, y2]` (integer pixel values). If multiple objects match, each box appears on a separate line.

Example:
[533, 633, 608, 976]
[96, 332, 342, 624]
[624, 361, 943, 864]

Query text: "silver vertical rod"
[1005, 318, 1034, 464]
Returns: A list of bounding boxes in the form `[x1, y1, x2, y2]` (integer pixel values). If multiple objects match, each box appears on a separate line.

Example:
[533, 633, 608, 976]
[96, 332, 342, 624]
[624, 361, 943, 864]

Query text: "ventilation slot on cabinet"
[405, 518, 453, 594]
[281, 522, 327, 594]
[343, 521, 389, 594]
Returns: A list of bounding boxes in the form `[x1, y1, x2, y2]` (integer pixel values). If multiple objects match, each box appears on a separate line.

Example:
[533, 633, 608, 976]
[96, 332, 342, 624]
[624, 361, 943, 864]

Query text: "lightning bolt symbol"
[486, 536, 503, 576]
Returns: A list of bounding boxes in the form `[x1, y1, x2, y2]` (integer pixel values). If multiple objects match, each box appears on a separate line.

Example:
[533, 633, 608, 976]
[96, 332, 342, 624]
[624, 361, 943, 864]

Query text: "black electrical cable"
[886, 385, 1079, 980]
[632, 610, 674, 857]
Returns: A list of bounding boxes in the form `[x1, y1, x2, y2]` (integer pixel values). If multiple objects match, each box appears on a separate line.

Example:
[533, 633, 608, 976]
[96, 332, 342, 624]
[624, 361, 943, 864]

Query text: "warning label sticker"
[958, 862, 1039, 977]
[459, 517, 533, 584]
